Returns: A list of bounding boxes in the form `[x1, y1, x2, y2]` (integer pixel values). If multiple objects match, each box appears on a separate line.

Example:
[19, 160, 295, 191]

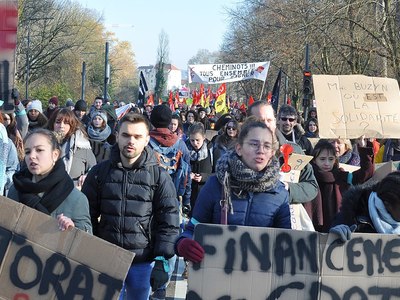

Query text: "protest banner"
[0, 0, 18, 112]
[188, 224, 400, 300]
[188, 61, 270, 84]
[0, 196, 134, 300]
[313, 75, 400, 139]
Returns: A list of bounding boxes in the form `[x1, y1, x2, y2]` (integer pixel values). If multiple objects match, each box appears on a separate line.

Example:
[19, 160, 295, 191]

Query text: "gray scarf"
[87, 124, 111, 142]
[216, 150, 280, 194]
[188, 141, 209, 161]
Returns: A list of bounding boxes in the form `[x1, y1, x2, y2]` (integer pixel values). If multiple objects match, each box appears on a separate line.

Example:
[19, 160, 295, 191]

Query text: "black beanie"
[150, 105, 172, 128]
[74, 100, 87, 112]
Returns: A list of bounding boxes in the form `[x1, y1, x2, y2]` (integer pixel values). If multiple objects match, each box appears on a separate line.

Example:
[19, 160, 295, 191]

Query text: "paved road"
[165, 257, 187, 300]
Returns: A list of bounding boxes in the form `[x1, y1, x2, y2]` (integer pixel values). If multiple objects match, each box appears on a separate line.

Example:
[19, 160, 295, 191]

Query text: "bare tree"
[221, 0, 400, 107]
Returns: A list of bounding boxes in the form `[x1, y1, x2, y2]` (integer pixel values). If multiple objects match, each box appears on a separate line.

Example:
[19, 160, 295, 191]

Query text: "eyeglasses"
[280, 117, 296, 122]
[227, 126, 237, 131]
[245, 141, 272, 151]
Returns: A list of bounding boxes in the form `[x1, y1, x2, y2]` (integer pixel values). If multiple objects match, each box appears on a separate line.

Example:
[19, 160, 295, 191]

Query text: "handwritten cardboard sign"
[280, 153, 313, 183]
[188, 224, 400, 300]
[313, 75, 400, 139]
[0, 196, 134, 300]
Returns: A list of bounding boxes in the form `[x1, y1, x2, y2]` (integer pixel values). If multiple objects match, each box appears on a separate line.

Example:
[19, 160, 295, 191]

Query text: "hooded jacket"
[330, 182, 378, 233]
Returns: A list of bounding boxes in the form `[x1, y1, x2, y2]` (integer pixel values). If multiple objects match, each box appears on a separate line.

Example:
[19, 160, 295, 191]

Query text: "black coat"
[186, 141, 214, 211]
[82, 145, 180, 263]
[331, 182, 379, 233]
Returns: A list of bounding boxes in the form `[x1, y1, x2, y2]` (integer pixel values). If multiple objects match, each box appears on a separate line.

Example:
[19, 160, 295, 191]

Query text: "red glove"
[177, 238, 205, 263]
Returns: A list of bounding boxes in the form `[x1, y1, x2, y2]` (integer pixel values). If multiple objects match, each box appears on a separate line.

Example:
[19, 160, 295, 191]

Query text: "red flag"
[168, 91, 175, 111]
[193, 90, 200, 106]
[168, 91, 173, 104]
[147, 94, 154, 106]
[199, 84, 205, 106]
[240, 103, 246, 111]
[249, 95, 254, 106]
[267, 91, 272, 104]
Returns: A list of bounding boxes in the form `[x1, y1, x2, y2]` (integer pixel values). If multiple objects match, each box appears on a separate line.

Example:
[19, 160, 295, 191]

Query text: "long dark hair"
[2, 112, 24, 161]
[312, 139, 339, 168]
[47, 108, 87, 141]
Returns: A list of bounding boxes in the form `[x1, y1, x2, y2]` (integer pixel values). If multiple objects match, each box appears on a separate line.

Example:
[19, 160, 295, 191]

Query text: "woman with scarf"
[185, 122, 214, 217]
[175, 117, 291, 264]
[330, 171, 400, 241]
[212, 119, 239, 170]
[47, 108, 96, 188]
[8, 129, 92, 232]
[27, 100, 48, 133]
[305, 139, 374, 232]
[329, 138, 360, 166]
[87, 111, 113, 163]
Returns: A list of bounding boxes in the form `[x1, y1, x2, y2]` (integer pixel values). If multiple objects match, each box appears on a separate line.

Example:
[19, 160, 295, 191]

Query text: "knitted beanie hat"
[49, 96, 59, 106]
[74, 99, 87, 112]
[27, 100, 43, 113]
[91, 111, 108, 123]
[150, 104, 172, 128]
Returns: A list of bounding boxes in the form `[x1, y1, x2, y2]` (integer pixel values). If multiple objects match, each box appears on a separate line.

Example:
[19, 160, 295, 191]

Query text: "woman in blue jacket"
[175, 116, 291, 263]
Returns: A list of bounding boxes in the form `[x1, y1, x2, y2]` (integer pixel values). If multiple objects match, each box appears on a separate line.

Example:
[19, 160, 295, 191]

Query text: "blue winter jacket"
[178, 175, 291, 242]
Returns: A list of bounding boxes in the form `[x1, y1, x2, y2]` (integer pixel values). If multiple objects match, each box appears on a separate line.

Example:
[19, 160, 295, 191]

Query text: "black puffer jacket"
[331, 181, 379, 233]
[82, 145, 179, 263]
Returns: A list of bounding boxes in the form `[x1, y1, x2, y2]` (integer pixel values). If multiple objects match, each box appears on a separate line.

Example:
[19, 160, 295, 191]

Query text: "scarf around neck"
[368, 191, 400, 234]
[188, 140, 209, 161]
[12, 159, 74, 214]
[87, 124, 111, 142]
[216, 150, 280, 193]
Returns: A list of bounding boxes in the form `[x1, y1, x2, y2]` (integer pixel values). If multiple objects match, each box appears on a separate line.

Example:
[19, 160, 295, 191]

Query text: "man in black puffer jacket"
[82, 112, 179, 300]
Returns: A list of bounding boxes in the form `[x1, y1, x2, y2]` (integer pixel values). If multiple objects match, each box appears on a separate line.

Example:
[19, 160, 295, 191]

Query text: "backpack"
[149, 137, 190, 197]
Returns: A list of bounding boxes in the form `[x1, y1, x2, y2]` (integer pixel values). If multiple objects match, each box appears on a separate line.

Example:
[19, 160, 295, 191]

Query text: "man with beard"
[277, 104, 313, 156]
[82, 112, 179, 300]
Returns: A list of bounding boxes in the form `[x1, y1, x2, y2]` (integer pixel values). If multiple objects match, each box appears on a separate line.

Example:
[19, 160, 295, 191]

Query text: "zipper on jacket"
[120, 169, 128, 248]
[244, 192, 254, 225]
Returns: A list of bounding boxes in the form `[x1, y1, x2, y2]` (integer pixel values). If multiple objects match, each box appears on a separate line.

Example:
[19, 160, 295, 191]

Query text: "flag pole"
[259, 78, 267, 101]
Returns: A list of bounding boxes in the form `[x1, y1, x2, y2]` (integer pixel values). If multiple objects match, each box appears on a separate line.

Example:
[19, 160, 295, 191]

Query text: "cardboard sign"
[189, 224, 400, 300]
[280, 153, 313, 183]
[0, 196, 135, 300]
[365, 161, 400, 184]
[0, 0, 18, 112]
[313, 75, 400, 139]
[339, 163, 360, 173]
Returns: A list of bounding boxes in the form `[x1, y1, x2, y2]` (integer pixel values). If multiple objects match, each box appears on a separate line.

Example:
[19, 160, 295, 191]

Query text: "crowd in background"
[1, 92, 400, 299]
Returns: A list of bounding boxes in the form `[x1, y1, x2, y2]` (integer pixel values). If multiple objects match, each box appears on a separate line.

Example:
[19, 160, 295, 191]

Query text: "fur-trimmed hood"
[332, 181, 378, 228]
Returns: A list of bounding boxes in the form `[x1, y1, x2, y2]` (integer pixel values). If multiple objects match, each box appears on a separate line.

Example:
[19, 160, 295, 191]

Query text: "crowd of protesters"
[1, 91, 400, 300]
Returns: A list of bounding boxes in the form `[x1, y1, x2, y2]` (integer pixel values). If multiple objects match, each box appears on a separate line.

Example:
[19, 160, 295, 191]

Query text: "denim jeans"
[119, 262, 154, 300]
